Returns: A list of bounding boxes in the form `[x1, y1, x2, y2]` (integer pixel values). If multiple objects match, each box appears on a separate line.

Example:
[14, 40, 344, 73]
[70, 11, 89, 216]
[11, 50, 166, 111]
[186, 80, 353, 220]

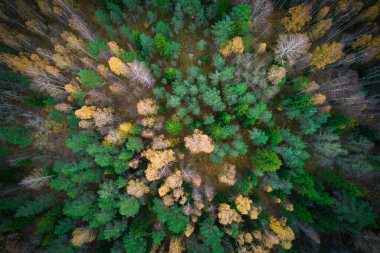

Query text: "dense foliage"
[0, 0, 379, 252]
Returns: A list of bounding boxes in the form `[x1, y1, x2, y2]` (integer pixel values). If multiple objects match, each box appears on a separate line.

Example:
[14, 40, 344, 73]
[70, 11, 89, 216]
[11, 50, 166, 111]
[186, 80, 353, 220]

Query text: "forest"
[0, 0, 379, 252]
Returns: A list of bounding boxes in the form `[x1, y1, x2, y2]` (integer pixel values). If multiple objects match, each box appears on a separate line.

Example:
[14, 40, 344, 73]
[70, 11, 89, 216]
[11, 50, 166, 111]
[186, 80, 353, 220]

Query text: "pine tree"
[0, 126, 33, 147]
[79, 69, 104, 88]
[252, 148, 282, 172]
[87, 38, 107, 59]
[119, 196, 140, 217]
[273, 129, 309, 169]
[165, 119, 183, 136]
[199, 219, 224, 253]
[211, 16, 234, 46]
[15, 194, 54, 217]
[152, 198, 189, 234]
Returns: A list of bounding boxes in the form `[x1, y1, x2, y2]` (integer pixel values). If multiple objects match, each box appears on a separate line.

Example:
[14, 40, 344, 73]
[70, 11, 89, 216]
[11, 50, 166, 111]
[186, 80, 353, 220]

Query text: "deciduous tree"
[310, 42, 344, 69]
[217, 203, 242, 225]
[128, 60, 156, 87]
[71, 227, 96, 247]
[184, 129, 215, 154]
[108, 57, 129, 77]
[281, 3, 312, 33]
[275, 33, 311, 66]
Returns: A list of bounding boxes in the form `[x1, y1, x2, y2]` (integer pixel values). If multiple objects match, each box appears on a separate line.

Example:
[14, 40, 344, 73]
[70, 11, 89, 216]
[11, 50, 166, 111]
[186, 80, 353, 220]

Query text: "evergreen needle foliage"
[0, 0, 379, 252]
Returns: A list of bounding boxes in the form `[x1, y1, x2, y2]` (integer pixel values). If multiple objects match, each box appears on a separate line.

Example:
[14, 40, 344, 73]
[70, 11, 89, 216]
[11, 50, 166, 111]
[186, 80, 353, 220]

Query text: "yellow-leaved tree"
[220, 36, 245, 57]
[108, 56, 129, 77]
[281, 4, 312, 33]
[310, 42, 344, 69]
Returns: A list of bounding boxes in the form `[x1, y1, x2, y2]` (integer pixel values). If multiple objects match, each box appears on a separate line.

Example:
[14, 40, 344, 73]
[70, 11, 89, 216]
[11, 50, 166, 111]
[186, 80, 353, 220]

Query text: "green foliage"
[336, 135, 380, 177]
[165, 119, 183, 136]
[54, 218, 75, 236]
[123, 217, 149, 253]
[155, 21, 171, 37]
[273, 129, 309, 169]
[210, 65, 235, 86]
[147, 10, 156, 24]
[164, 67, 178, 82]
[125, 137, 144, 152]
[325, 113, 353, 133]
[102, 219, 128, 241]
[231, 3, 252, 35]
[67, 113, 80, 130]
[0, 195, 27, 212]
[66, 130, 99, 153]
[2, 2, 378, 251]
[86, 143, 118, 167]
[22, 96, 46, 107]
[167, 95, 182, 108]
[123, 233, 147, 253]
[119, 50, 137, 62]
[154, 33, 180, 58]
[232, 135, 248, 156]
[291, 76, 310, 92]
[0, 215, 36, 233]
[318, 172, 365, 198]
[119, 197, 140, 217]
[15, 194, 54, 217]
[234, 178, 252, 196]
[293, 204, 313, 223]
[95, 8, 111, 24]
[209, 124, 238, 140]
[299, 109, 330, 135]
[107, 2, 124, 24]
[223, 82, 249, 106]
[201, 86, 226, 112]
[152, 230, 165, 243]
[48, 236, 75, 253]
[197, 39, 208, 51]
[309, 131, 346, 167]
[249, 128, 268, 145]
[87, 38, 108, 59]
[200, 219, 224, 253]
[334, 193, 378, 229]
[282, 94, 313, 119]
[212, 53, 225, 70]
[229, 222, 239, 238]
[266, 129, 283, 146]
[265, 172, 293, 194]
[123, 0, 140, 12]
[120, 25, 132, 40]
[211, 16, 234, 46]
[252, 148, 282, 172]
[186, 240, 210, 253]
[291, 172, 334, 205]
[0, 69, 29, 86]
[78, 69, 104, 89]
[214, 0, 231, 20]
[171, 4, 184, 35]
[140, 33, 156, 60]
[105, 24, 117, 37]
[63, 192, 96, 220]
[49, 109, 65, 122]
[0, 126, 33, 147]
[37, 205, 62, 235]
[153, 198, 189, 234]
